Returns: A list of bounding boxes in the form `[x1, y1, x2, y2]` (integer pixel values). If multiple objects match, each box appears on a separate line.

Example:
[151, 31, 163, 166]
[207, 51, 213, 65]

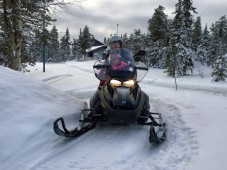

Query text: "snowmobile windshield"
[93, 48, 148, 82]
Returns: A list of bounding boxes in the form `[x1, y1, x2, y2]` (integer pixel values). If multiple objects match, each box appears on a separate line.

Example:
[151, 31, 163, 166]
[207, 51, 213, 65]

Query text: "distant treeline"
[0, 0, 226, 81]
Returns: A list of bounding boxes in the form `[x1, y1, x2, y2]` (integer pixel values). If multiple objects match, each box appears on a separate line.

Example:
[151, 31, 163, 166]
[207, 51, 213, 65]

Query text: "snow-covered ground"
[0, 61, 227, 170]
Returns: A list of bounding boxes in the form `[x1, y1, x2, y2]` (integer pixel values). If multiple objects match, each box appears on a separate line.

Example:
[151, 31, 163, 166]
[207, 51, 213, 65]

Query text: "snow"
[1, 61, 227, 170]
[86, 45, 107, 52]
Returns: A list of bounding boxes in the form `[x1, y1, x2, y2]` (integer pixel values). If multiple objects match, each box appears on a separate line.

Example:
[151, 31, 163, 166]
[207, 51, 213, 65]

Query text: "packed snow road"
[27, 62, 197, 170]
[1, 61, 227, 170]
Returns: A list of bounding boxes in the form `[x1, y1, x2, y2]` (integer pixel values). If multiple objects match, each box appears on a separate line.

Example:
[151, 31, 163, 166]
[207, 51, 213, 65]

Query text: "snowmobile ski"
[53, 117, 96, 138]
[147, 112, 167, 143]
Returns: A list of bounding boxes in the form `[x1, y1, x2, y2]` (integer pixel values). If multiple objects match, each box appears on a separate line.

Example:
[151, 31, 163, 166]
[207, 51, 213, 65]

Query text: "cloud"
[50, 0, 227, 42]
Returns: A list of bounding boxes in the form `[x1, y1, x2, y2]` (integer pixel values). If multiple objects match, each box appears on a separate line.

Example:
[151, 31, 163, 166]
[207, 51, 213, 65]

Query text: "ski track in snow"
[17, 87, 198, 170]
[42, 74, 73, 84]
[65, 62, 94, 74]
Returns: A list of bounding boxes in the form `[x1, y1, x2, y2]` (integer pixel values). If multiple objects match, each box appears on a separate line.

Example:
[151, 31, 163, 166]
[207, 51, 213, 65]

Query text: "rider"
[110, 53, 127, 70]
[99, 35, 123, 86]
[90, 35, 123, 108]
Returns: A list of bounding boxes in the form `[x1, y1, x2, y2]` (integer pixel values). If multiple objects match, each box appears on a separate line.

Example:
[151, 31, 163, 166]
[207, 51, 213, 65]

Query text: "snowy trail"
[41, 63, 197, 170]
[12, 98, 193, 170]
[2, 62, 227, 170]
[19, 63, 197, 170]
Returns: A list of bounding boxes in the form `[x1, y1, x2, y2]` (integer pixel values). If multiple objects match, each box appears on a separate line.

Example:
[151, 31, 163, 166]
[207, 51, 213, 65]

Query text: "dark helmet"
[109, 35, 122, 47]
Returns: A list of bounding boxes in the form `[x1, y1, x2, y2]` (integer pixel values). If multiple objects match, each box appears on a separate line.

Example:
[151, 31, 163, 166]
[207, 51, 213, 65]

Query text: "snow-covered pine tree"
[208, 16, 227, 67]
[147, 5, 168, 68]
[133, 29, 145, 52]
[218, 16, 227, 55]
[196, 24, 209, 65]
[143, 34, 153, 66]
[30, 30, 43, 62]
[122, 33, 130, 49]
[127, 29, 145, 55]
[208, 23, 220, 67]
[167, 0, 196, 76]
[209, 15, 227, 81]
[149, 41, 164, 68]
[211, 47, 227, 82]
[79, 25, 92, 56]
[59, 36, 66, 62]
[65, 28, 71, 60]
[49, 26, 60, 62]
[77, 29, 83, 57]
[72, 38, 82, 60]
[165, 0, 184, 76]
[148, 5, 168, 43]
[59, 28, 71, 62]
[192, 16, 202, 51]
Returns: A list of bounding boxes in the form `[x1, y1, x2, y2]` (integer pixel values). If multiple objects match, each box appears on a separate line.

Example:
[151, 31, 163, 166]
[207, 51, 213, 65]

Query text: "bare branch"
[48, 0, 86, 15]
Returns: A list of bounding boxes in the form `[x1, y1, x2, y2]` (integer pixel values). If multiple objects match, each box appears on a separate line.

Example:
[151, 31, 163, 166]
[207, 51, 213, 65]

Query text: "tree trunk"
[11, 0, 22, 71]
[3, 0, 22, 71]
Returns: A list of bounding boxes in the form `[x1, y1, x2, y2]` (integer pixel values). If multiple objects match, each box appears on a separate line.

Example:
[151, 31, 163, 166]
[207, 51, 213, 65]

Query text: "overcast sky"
[51, 0, 227, 42]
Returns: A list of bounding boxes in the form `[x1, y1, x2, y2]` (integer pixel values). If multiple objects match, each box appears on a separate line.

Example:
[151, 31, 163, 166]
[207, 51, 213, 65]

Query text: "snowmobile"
[53, 48, 166, 143]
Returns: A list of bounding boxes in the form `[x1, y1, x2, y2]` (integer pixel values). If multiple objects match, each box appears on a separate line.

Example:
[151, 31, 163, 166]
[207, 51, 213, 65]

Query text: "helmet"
[109, 35, 122, 48]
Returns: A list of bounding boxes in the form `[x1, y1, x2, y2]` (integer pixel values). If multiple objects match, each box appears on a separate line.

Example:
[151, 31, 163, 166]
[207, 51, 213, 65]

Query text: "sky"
[50, 0, 227, 42]
[1, 60, 227, 169]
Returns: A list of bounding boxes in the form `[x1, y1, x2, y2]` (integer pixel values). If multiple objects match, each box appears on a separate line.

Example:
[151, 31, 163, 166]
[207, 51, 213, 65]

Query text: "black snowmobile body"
[92, 72, 149, 124]
[53, 48, 166, 143]
[93, 78, 148, 125]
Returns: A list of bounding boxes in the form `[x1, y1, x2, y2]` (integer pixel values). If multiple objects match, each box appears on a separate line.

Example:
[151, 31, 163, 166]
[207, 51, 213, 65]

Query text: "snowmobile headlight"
[110, 79, 122, 87]
[123, 80, 135, 87]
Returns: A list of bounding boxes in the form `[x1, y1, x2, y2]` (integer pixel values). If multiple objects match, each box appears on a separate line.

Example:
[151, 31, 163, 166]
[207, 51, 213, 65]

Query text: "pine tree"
[147, 5, 169, 68]
[127, 29, 145, 54]
[122, 33, 130, 48]
[208, 16, 227, 67]
[49, 25, 60, 62]
[218, 16, 227, 55]
[79, 25, 92, 56]
[30, 30, 43, 62]
[182, 0, 197, 29]
[59, 28, 71, 61]
[208, 23, 220, 66]
[59, 36, 66, 62]
[196, 24, 209, 65]
[192, 16, 202, 51]
[65, 28, 71, 60]
[77, 29, 83, 56]
[72, 38, 82, 60]
[148, 5, 168, 44]
[166, 0, 196, 76]
[211, 47, 227, 82]
[166, 0, 184, 76]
